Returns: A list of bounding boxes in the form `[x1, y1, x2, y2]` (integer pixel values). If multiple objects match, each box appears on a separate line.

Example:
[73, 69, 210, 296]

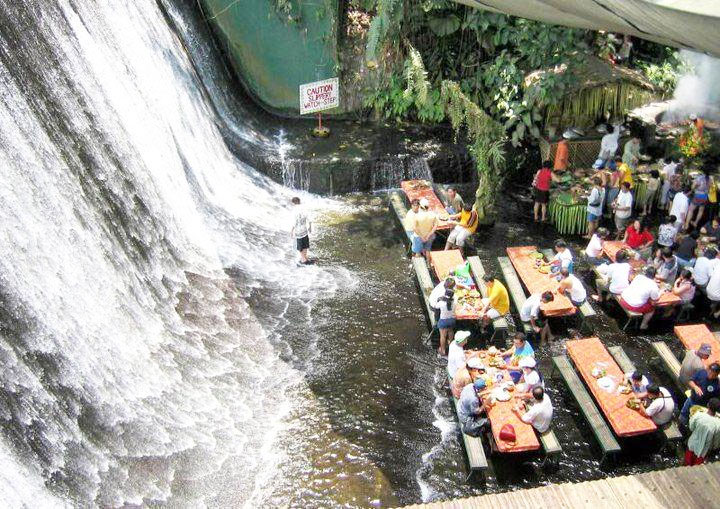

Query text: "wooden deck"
[402, 462, 720, 508]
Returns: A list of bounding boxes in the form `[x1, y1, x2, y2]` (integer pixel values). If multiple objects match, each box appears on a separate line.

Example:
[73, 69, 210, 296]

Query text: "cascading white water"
[0, 0, 352, 506]
[407, 156, 432, 182]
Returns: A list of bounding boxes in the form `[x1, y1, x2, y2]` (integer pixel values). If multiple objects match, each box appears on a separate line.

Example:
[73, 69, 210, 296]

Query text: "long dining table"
[428, 249, 483, 320]
[675, 324, 720, 366]
[400, 180, 453, 230]
[566, 337, 657, 437]
[598, 241, 682, 307]
[471, 349, 540, 453]
[506, 246, 575, 316]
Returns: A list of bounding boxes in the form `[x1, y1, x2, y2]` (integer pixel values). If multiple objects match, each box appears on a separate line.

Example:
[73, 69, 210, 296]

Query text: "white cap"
[466, 358, 485, 370]
[419, 198, 429, 209]
[455, 331, 471, 343]
[519, 357, 536, 369]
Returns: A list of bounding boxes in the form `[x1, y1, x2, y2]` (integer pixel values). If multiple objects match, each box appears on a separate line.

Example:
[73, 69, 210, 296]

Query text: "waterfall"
[407, 156, 432, 181]
[0, 0, 350, 506]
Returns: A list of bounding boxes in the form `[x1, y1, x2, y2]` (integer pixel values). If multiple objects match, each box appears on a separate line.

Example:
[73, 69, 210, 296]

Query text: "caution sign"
[299, 78, 339, 115]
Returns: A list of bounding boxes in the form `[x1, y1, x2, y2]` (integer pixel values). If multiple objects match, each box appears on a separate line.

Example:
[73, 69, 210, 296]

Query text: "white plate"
[492, 388, 511, 402]
[597, 376, 615, 392]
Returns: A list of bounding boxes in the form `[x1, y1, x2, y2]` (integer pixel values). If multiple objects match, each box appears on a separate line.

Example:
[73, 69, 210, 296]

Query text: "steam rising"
[663, 50, 720, 123]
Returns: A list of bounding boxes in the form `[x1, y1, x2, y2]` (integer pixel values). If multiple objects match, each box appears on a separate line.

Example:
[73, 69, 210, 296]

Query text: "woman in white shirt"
[657, 215, 678, 248]
[595, 249, 631, 302]
[584, 227, 609, 266]
[436, 289, 456, 356]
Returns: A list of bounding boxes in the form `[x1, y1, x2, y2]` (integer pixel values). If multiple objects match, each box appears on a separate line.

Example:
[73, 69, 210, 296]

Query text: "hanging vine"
[403, 43, 506, 223]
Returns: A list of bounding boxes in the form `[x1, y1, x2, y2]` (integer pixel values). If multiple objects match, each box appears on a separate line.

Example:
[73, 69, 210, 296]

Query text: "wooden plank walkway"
[552, 355, 621, 459]
[401, 462, 720, 508]
[467, 256, 507, 342]
[607, 345, 682, 443]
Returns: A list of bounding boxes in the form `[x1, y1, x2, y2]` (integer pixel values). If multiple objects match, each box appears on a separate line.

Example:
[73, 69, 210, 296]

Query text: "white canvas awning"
[455, 0, 720, 57]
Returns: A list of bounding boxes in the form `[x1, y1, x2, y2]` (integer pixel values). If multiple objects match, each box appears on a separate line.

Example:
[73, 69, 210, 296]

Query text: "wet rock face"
[265, 128, 474, 194]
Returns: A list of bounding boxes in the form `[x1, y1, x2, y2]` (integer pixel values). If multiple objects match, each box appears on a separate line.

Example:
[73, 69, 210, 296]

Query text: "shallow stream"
[264, 191, 691, 507]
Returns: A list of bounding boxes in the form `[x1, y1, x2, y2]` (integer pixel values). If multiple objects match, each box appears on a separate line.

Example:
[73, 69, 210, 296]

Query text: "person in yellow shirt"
[411, 198, 439, 258]
[480, 275, 509, 329]
[444, 203, 478, 254]
[618, 160, 634, 189]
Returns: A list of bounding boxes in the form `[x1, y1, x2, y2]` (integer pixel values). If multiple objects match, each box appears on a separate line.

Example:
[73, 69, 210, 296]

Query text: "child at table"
[623, 371, 650, 399]
[542, 239, 573, 273]
[503, 333, 535, 382]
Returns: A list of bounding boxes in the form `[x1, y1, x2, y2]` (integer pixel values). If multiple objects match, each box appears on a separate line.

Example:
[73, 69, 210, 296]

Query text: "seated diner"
[444, 203, 478, 255]
[584, 227, 609, 266]
[594, 249, 631, 302]
[622, 218, 654, 259]
[512, 386, 553, 433]
[520, 291, 555, 344]
[637, 384, 675, 426]
[619, 266, 661, 330]
[558, 268, 587, 306]
[479, 275, 509, 329]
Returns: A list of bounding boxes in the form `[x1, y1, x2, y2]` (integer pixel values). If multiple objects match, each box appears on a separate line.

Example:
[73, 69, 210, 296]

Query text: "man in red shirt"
[532, 160, 554, 222]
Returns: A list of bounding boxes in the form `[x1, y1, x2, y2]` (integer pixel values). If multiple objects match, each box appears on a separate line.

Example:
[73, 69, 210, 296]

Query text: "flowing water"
[0, 0, 693, 507]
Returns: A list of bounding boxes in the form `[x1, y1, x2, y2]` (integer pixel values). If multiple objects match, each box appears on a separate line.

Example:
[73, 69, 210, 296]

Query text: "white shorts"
[481, 297, 501, 319]
[448, 225, 472, 247]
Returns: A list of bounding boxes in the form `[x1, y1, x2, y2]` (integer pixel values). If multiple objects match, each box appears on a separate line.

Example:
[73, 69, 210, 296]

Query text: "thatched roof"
[524, 55, 656, 95]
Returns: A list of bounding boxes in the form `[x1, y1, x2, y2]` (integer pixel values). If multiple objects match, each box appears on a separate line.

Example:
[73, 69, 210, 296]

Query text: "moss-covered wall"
[200, 0, 340, 115]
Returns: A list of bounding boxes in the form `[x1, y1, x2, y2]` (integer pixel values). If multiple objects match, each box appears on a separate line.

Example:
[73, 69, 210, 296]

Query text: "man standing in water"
[290, 197, 312, 265]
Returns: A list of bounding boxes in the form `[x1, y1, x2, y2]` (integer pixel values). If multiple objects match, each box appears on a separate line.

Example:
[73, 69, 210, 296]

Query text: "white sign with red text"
[299, 77, 339, 115]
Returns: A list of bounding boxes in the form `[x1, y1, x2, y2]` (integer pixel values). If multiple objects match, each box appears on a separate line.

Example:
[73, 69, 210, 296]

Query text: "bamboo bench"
[412, 257, 437, 336]
[552, 355, 621, 463]
[467, 256, 508, 343]
[540, 249, 596, 324]
[497, 256, 534, 336]
[607, 345, 683, 443]
[388, 190, 414, 248]
[447, 365, 488, 479]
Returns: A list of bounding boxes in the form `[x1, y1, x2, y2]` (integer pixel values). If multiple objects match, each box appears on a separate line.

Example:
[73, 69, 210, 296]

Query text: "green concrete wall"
[200, 0, 340, 115]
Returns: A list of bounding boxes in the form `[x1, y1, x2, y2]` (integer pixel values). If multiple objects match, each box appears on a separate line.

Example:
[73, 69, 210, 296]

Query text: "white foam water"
[0, 0, 353, 506]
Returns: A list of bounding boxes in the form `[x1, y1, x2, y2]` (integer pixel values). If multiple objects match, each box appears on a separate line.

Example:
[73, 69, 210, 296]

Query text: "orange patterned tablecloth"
[400, 180, 453, 230]
[506, 246, 575, 316]
[474, 351, 540, 453]
[566, 337, 657, 437]
[675, 324, 720, 366]
[601, 241, 681, 307]
[428, 250, 482, 320]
